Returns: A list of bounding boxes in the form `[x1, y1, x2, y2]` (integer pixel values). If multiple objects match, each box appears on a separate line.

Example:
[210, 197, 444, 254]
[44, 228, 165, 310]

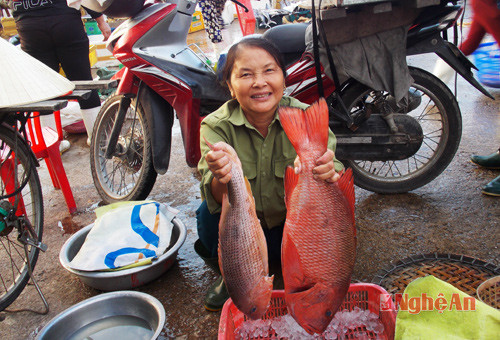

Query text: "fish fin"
[217, 192, 230, 280]
[282, 231, 307, 290]
[217, 247, 225, 279]
[219, 192, 231, 226]
[336, 168, 356, 236]
[284, 166, 299, 209]
[217, 234, 225, 280]
[257, 227, 270, 276]
[278, 98, 329, 156]
[243, 176, 255, 205]
[258, 275, 274, 296]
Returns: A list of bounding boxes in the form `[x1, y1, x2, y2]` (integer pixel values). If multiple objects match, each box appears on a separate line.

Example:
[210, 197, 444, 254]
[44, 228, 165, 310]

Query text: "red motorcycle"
[83, 0, 490, 203]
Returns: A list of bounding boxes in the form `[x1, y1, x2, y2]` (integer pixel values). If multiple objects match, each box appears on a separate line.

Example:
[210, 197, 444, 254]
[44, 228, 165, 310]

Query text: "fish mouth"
[303, 323, 323, 335]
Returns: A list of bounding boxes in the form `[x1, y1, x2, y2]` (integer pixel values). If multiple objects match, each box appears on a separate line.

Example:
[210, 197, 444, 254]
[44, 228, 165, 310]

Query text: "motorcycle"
[83, 0, 491, 203]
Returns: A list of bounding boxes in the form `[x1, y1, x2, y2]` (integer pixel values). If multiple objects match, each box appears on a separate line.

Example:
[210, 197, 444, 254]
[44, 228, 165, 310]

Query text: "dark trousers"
[16, 13, 101, 109]
[196, 200, 284, 263]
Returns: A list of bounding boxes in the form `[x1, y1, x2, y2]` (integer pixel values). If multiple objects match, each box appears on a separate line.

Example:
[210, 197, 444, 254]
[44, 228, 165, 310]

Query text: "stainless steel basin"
[36, 291, 165, 340]
[59, 217, 186, 290]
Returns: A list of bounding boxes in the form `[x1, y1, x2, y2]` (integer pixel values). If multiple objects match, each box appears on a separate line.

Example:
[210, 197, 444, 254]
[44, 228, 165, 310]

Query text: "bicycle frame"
[0, 113, 48, 313]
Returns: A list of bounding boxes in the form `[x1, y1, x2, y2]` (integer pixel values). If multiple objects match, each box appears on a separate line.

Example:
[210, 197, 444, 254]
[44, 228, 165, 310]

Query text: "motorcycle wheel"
[90, 94, 157, 204]
[338, 67, 462, 193]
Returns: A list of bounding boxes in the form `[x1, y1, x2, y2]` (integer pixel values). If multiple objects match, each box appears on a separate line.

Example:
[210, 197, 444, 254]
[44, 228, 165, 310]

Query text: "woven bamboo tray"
[477, 276, 500, 309]
[371, 253, 500, 299]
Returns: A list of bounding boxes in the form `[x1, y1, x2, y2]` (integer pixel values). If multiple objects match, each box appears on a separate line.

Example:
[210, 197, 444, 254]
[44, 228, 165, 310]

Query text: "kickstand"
[4, 244, 49, 315]
[23, 243, 49, 314]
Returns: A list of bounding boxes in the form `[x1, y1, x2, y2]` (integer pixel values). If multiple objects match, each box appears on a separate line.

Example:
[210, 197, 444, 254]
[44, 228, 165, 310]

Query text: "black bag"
[81, 0, 145, 18]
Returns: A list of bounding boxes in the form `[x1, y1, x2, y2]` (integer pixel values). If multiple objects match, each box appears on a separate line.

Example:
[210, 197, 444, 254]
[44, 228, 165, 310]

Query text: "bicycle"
[0, 110, 47, 313]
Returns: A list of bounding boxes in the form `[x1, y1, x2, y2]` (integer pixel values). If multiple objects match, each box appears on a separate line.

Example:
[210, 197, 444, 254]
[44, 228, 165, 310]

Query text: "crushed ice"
[236, 307, 384, 339]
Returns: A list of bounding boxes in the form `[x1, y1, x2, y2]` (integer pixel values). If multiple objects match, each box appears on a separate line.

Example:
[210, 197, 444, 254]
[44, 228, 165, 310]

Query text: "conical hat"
[0, 37, 75, 109]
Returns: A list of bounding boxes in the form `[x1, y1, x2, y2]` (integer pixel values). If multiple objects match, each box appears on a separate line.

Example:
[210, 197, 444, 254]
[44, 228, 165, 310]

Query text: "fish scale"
[209, 141, 274, 320]
[221, 175, 264, 292]
[279, 99, 356, 334]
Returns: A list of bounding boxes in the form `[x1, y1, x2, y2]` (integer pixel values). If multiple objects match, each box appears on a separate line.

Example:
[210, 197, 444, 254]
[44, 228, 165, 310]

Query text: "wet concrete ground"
[1, 14, 499, 340]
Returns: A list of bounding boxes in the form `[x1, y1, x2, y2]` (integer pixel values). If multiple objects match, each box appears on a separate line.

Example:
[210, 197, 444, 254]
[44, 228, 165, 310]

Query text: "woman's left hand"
[294, 149, 340, 183]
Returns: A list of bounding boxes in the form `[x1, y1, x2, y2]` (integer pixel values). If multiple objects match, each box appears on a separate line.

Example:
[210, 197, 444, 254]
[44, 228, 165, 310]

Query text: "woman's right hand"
[205, 142, 241, 184]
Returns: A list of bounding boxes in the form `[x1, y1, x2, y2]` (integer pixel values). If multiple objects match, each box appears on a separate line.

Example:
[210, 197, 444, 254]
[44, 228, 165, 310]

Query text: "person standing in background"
[458, 0, 500, 56]
[199, 0, 225, 43]
[433, 0, 500, 197]
[459, 0, 500, 197]
[10, 0, 111, 148]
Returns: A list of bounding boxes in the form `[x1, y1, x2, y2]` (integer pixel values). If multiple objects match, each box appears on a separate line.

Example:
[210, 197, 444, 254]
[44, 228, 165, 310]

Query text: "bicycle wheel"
[0, 124, 44, 311]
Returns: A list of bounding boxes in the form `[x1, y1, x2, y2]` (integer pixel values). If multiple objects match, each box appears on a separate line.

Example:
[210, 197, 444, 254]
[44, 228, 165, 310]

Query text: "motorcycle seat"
[138, 53, 231, 103]
[263, 23, 308, 55]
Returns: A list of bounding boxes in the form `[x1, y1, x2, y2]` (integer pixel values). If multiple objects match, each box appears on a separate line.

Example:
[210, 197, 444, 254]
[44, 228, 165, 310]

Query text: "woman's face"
[227, 46, 285, 121]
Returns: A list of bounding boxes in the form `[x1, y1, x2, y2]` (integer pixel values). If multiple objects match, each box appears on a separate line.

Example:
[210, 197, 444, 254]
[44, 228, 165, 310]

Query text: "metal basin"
[36, 291, 165, 340]
[60, 217, 186, 290]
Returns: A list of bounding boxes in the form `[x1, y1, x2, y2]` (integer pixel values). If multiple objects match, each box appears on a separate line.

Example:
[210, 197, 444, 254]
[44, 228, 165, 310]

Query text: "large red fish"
[207, 141, 273, 320]
[278, 99, 356, 334]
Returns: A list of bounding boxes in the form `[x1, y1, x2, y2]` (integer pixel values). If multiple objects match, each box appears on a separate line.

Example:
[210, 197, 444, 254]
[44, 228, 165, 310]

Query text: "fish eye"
[325, 309, 332, 317]
[251, 307, 257, 313]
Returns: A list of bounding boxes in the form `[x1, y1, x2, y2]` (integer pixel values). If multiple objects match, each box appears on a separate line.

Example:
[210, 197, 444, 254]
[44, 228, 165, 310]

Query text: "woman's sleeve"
[327, 129, 345, 171]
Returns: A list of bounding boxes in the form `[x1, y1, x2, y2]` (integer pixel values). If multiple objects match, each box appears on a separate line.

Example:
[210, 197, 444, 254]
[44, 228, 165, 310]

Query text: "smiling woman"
[226, 46, 286, 137]
[194, 37, 345, 312]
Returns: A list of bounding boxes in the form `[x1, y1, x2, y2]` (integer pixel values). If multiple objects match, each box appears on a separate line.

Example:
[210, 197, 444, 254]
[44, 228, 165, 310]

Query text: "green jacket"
[198, 96, 344, 230]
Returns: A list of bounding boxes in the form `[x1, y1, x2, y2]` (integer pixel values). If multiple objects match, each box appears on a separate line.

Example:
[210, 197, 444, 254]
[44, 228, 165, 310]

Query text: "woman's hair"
[220, 37, 286, 87]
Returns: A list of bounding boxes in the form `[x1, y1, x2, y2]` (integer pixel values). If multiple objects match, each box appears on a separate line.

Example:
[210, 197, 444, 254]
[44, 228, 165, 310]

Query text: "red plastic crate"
[218, 283, 396, 339]
[234, 0, 255, 36]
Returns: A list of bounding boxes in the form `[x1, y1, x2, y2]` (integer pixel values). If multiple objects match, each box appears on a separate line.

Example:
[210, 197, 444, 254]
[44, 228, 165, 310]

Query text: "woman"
[195, 37, 344, 311]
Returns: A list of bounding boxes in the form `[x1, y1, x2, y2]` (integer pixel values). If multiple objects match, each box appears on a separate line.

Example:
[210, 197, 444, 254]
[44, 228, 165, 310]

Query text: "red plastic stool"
[26, 111, 77, 214]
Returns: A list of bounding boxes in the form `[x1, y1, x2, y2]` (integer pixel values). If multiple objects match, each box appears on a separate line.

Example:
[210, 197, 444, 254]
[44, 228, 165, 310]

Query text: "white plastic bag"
[69, 201, 178, 271]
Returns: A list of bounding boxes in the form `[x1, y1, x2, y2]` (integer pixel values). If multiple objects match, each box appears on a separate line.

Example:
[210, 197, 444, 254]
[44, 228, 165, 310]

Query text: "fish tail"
[304, 99, 329, 149]
[279, 98, 329, 155]
[243, 176, 257, 209]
